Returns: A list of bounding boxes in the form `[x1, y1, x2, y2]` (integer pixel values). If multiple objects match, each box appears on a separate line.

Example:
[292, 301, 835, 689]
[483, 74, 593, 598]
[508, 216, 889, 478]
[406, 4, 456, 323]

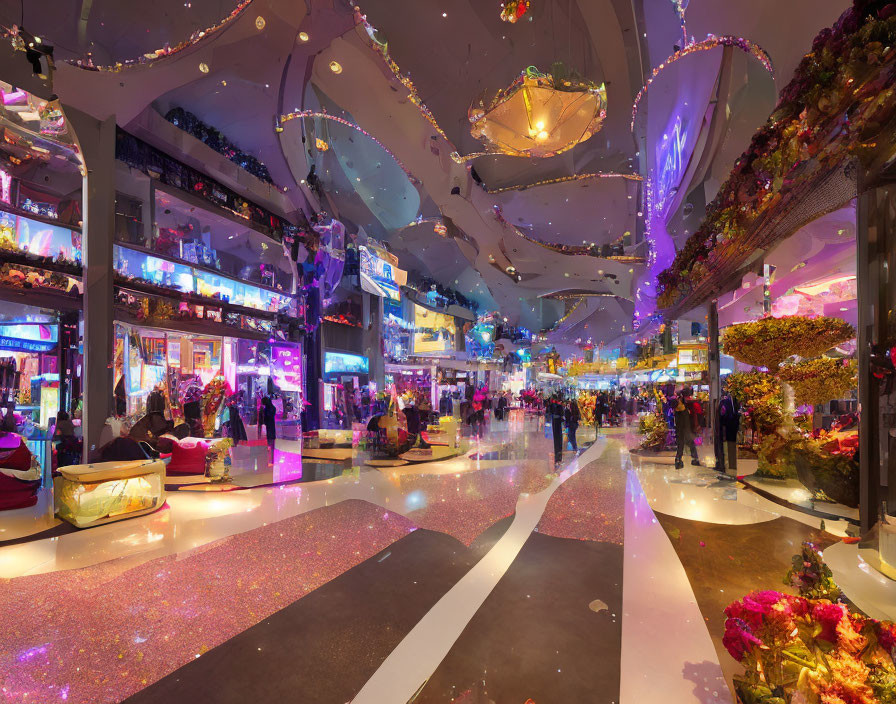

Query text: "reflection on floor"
[0, 418, 892, 704]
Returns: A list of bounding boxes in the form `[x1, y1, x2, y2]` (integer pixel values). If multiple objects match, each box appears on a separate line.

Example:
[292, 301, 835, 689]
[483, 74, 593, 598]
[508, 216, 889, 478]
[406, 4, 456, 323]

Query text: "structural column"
[362, 293, 385, 394]
[707, 301, 726, 473]
[66, 107, 117, 459]
[856, 183, 894, 532]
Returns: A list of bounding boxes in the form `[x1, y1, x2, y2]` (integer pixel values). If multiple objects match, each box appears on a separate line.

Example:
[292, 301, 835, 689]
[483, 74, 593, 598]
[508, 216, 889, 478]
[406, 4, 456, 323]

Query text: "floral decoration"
[577, 392, 596, 425]
[785, 541, 842, 602]
[725, 589, 896, 704]
[722, 316, 855, 370]
[500, 0, 531, 23]
[779, 358, 858, 406]
[638, 411, 668, 451]
[62, 1, 254, 72]
[657, 0, 896, 312]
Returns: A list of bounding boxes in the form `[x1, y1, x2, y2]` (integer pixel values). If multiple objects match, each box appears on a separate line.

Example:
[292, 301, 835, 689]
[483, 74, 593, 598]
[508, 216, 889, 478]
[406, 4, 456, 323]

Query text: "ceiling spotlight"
[298, 31, 310, 42]
[255, 16, 266, 30]
[329, 60, 343, 74]
[199, 62, 209, 73]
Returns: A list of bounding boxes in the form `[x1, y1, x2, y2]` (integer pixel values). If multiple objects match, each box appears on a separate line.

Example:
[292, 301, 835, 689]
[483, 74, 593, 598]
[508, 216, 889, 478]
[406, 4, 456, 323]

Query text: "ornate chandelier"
[467, 65, 607, 159]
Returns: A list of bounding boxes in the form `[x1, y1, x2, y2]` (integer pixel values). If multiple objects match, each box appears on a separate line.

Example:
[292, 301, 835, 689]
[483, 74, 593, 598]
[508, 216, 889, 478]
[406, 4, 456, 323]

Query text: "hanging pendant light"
[466, 65, 607, 159]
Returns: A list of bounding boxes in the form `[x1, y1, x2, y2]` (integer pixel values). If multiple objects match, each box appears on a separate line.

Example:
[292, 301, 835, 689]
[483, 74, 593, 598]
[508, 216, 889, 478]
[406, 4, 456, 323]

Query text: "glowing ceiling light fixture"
[463, 65, 607, 160]
[255, 15, 266, 30]
[793, 275, 856, 297]
[298, 31, 310, 42]
[329, 60, 343, 74]
[198, 62, 209, 73]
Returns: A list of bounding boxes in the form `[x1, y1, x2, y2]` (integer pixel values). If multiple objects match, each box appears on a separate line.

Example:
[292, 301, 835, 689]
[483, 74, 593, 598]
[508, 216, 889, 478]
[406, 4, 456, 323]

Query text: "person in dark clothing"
[496, 394, 508, 421]
[564, 400, 580, 452]
[548, 396, 564, 464]
[715, 392, 740, 473]
[262, 396, 277, 463]
[227, 392, 248, 446]
[673, 387, 701, 469]
[551, 403, 563, 464]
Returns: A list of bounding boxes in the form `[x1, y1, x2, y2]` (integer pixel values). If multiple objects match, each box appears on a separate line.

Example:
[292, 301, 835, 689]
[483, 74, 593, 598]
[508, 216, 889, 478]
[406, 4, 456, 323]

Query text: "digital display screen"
[324, 351, 369, 375]
[272, 343, 303, 392]
[413, 305, 456, 354]
[359, 246, 402, 300]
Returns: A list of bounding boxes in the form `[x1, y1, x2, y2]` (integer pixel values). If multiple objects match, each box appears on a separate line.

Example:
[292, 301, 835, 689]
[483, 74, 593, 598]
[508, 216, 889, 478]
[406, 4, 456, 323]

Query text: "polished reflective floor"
[1, 417, 893, 703]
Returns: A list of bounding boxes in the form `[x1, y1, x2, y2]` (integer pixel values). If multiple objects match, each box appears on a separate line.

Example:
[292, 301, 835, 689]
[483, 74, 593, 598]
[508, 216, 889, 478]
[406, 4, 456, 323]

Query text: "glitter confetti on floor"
[536, 440, 627, 545]
[383, 450, 555, 546]
[0, 499, 417, 704]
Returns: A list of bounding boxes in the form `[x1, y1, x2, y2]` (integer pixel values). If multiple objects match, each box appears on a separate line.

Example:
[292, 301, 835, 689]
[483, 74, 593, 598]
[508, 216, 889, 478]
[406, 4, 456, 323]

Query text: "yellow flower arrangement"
[779, 358, 857, 407]
[722, 316, 855, 370]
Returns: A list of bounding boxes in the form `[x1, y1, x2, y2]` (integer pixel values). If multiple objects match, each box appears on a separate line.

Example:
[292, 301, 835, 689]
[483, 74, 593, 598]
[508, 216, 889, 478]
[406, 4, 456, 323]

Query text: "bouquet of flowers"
[725, 590, 896, 704]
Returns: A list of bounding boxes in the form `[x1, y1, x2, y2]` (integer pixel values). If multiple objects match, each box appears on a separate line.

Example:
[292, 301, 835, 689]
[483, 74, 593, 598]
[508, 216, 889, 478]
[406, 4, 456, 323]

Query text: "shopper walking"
[547, 395, 564, 464]
[673, 387, 701, 469]
[564, 399, 580, 453]
[227, 392, 248, 446]
[262, 396, 277, 464]
[716, 390, 740, 473]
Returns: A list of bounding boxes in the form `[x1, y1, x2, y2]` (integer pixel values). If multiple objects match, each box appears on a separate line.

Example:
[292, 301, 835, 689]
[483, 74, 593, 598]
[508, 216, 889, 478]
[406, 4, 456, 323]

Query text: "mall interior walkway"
[2, 417, 893, 704]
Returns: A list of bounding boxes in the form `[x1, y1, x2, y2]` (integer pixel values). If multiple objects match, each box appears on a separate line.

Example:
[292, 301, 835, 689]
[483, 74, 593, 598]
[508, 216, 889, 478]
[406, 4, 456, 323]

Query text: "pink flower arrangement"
[724, 589, 896, 703]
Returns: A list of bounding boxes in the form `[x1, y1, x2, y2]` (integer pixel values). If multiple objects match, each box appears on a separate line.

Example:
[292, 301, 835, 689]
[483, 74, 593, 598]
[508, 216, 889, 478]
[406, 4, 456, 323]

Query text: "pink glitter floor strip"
[0, 499, 416, 704]
[536, 440, 627, 545]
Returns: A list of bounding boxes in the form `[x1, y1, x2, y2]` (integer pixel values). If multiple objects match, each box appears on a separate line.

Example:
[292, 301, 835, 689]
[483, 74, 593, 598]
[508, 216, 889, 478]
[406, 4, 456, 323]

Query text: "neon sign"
[656, 116, 687, 214]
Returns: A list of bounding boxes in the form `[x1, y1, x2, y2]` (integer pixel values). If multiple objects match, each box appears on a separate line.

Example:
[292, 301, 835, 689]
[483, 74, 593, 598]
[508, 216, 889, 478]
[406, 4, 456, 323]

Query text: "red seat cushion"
[165, 439, 209, 475]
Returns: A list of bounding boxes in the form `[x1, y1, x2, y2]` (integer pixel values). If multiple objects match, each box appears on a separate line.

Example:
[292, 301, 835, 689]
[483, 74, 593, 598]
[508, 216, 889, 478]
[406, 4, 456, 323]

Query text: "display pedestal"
[55, 459, 166, 528]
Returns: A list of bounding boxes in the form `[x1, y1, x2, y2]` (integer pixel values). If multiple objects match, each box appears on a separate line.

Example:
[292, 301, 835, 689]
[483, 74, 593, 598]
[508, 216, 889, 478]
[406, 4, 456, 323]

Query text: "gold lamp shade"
[468, 68, 607, 159]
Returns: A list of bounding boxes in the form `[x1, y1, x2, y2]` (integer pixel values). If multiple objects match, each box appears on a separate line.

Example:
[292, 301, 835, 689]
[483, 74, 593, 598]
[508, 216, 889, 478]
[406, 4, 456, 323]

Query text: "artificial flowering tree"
[722, 316, 859, 505]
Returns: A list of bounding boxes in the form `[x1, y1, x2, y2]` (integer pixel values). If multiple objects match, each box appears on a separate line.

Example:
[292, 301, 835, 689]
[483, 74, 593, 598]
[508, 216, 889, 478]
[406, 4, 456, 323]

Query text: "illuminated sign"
[359, 245, 404, 300]
[656, 115, 687, 213]
[413, 304, 456, 354]
[0, 335, 56, 352]
[272, 344, 303, 392]
[324, 351, 369, 375]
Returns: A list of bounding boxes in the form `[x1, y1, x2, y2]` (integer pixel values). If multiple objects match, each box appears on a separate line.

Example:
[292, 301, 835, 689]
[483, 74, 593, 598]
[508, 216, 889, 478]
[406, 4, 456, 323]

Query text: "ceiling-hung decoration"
[500, 0, 531, 23]
[462, 65, 607, 161]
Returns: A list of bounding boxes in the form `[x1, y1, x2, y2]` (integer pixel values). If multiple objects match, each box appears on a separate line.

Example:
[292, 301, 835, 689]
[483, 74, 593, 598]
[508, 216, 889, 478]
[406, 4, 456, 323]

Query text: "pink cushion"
[165, 438, 209, 475]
